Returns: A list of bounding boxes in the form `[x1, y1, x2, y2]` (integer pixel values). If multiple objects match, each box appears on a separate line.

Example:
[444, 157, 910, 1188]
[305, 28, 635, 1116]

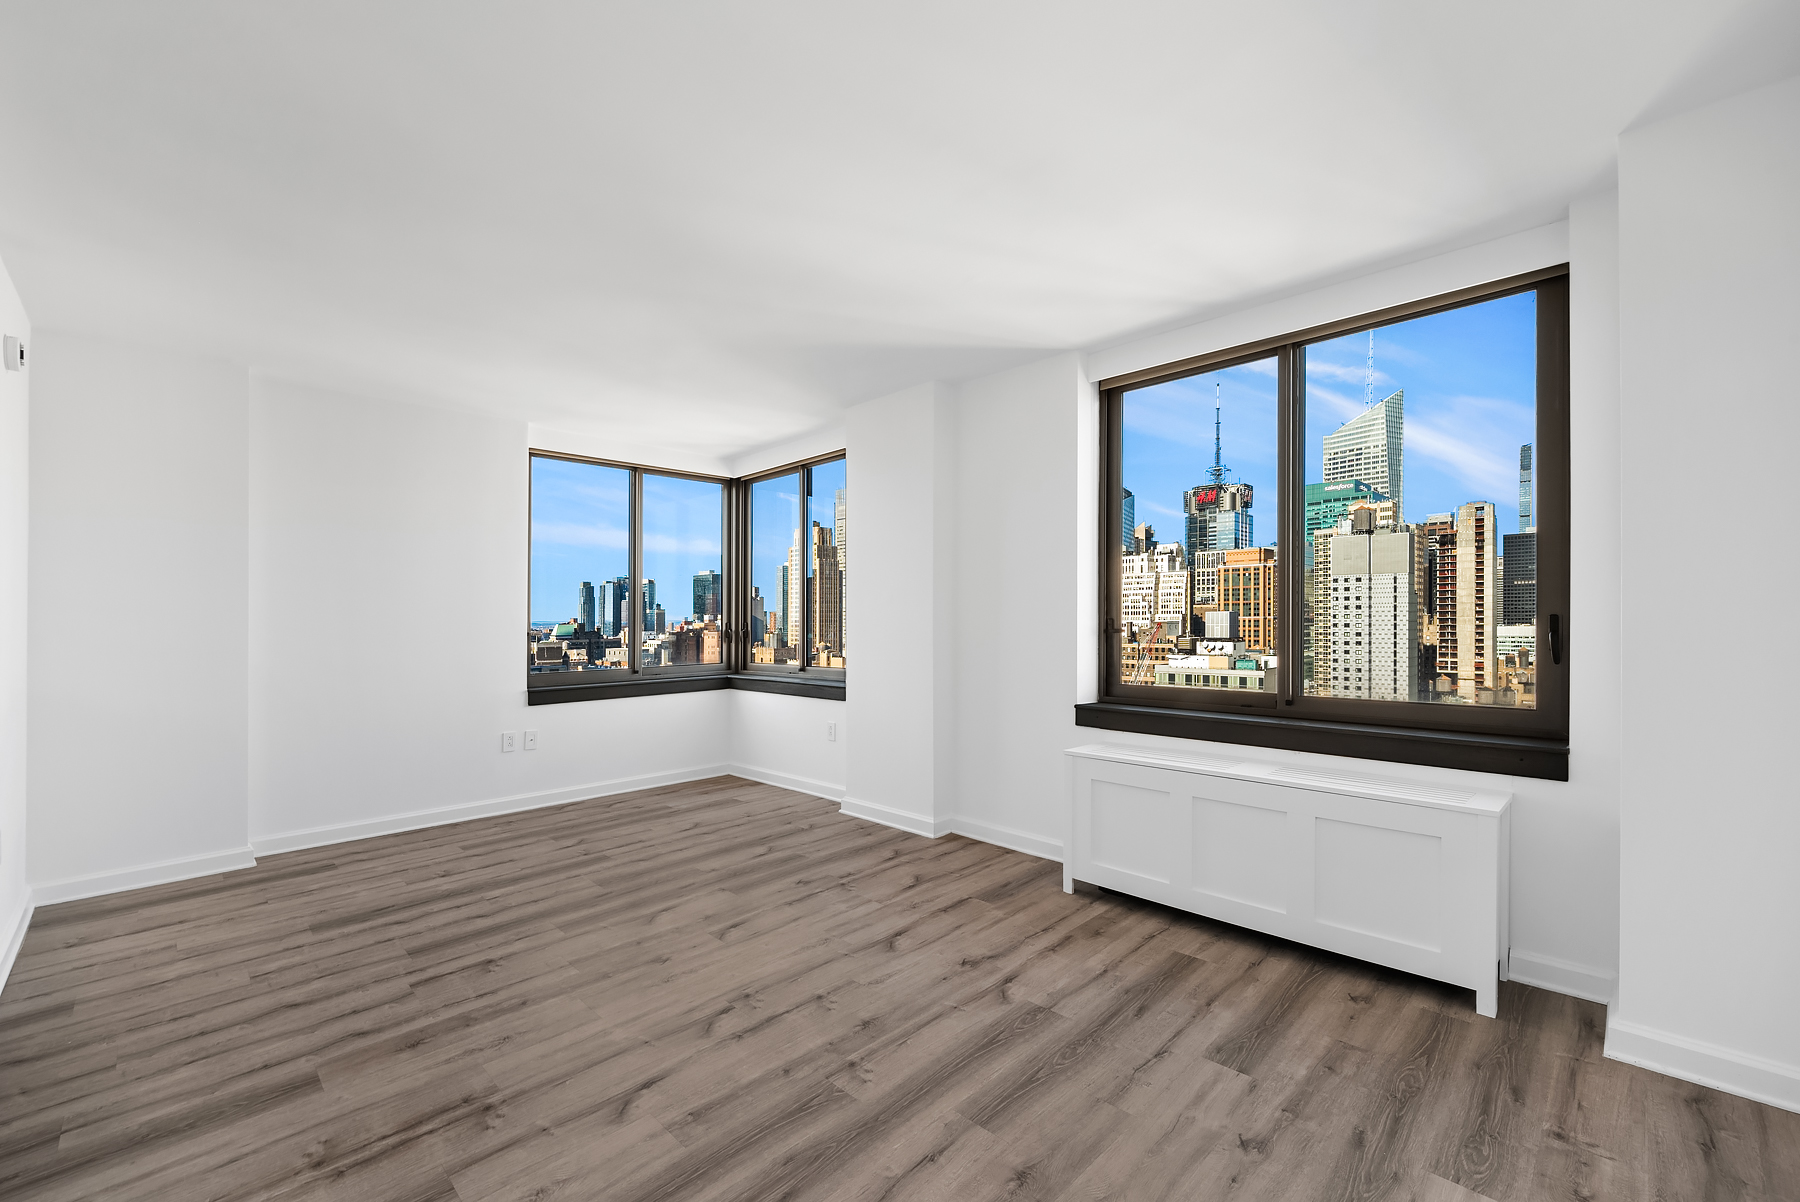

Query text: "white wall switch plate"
[501, 731, 518, 753]
[826, 722, 836, 742]
[523, 730, 538, 750]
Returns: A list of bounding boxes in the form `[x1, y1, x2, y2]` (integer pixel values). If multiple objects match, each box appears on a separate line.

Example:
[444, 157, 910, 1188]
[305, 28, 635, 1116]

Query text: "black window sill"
[527, 673, 845, 705]
[1073, 702, 1568, 781]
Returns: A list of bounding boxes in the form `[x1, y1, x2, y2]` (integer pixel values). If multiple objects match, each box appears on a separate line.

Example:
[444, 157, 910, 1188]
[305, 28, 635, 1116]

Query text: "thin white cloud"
[1306, 384, 1365, 428]
[532, 520, 628, 550]
[645, 533, 722, 555]
[1136, 499, 1183, 520]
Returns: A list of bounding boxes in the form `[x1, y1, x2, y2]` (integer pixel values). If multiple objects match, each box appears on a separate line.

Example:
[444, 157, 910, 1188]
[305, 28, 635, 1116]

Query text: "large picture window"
[1088, 268, 1568, 778]
[528, 449, 845, 702]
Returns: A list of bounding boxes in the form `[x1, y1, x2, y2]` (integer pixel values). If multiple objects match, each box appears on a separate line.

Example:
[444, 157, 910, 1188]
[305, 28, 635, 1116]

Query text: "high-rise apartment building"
[692, 570, 721, 621]
[578, 581, 595, 631]
[1189, 548, 1230, 620]
[750, 586, 767, 644]
[1326, 525, 1418, 701]
[1121, 542, 1190, 636]
[1436, 501, 1498, 700]
[1131, 522, 1156, 555]
[1518, 443, 1534, 532]
[1218, 546, 1277, 652]
[1323, 390, 1404, 517]
[1501, 531, 1536, 626]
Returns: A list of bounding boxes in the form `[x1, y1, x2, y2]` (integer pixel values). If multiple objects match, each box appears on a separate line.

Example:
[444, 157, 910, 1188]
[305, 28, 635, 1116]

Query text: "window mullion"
[630, 467, 644, 674]
[800, 465, 813, 670]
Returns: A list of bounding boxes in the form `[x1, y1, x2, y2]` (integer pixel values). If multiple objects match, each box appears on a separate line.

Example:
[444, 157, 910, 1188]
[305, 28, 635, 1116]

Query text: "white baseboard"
[941, 816, 1063, 863]
[728, 764, 846, 802]
[31, 847, 259, 907]
[1506, 948, 1617, 1005]
[839, 796, 941, 839]
[1606, 1018, 1800, 1115]
[833, 802, 1066, 864]
[0, 893, 34, 1000]
[251, 763, 736, 855]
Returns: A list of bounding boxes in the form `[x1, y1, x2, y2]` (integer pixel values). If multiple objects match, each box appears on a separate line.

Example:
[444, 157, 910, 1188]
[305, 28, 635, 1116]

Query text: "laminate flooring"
[1, 776, 1795, 1201]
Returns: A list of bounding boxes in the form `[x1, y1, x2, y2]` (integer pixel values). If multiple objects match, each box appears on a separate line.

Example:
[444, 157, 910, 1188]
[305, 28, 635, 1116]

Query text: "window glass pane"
[1119, 358, 1279, 691]
[529, 456, 630, 673]
[808, 458, 847, 668]
[641, 473, 723, 667]
[751, 473, 802, 665]
[1301, 290, 1536, 707]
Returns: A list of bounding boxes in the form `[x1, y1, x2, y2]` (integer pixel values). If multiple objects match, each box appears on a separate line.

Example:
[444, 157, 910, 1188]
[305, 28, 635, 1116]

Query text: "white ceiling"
[0, 1, 1794, 462]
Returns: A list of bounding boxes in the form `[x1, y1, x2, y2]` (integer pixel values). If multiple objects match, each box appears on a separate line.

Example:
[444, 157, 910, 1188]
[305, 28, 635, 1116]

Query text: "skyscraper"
[1121, 488, 1135, 553]
[835, 488, 848, 660]
[1327, 520, 1418, 701]
[1518, 443, 1534, 532]
[784, 530, 804, 654]
[1436, 501, 1498, 700]
[1185, 482, 1254, 560]
[641, 579, 657, 632]
[578, 581, 595, 631]
[1304, 480, 1388, 560]
[1502, 531, 1536, 626]
[692, 570, 721, 621]
[599, 576, 630, 636]
[810, 522, 843, 665]
[1323, 390, 1404, 518]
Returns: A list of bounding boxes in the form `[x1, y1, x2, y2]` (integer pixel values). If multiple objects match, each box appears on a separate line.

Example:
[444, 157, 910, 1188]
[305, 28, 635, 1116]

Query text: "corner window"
[1087, 268, 1568, 778]
[528, 450, 845, 702]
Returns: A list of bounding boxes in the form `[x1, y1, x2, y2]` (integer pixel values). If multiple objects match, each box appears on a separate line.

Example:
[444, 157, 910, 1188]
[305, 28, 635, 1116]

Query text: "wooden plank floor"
[2, 776, 1795, 1201]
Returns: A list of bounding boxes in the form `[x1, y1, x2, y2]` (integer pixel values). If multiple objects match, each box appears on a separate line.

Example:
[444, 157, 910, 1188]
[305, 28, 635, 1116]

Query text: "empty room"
[0, 3, 1797, 1199]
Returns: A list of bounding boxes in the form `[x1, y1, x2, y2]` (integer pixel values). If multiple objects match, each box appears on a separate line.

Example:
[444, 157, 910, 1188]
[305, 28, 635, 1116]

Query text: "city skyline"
[529, 457, 724, 627]
[1119, 291, 1536, 554]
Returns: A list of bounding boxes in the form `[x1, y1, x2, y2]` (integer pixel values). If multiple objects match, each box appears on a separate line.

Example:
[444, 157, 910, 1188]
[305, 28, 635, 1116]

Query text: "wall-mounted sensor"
[3, 336, 20, 371]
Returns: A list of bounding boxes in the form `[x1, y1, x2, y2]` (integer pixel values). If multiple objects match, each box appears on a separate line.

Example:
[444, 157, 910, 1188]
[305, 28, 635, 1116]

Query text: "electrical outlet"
[523, 730, 538, 750]
[826, 722, 836, 742]
[501, 731, 518, 753]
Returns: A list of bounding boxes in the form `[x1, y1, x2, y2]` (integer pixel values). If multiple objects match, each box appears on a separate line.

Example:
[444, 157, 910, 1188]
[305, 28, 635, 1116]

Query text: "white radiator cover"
[1066, 743, 1511, 1017]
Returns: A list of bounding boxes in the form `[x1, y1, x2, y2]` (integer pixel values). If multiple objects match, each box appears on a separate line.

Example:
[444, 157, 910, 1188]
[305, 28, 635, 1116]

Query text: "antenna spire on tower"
[1365, 329, 1376, 407]
[1209, 381, 1229, 485]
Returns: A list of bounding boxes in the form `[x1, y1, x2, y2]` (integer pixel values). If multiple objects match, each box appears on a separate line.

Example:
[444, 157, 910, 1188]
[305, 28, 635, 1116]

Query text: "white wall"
[1610, 74, 1800, 1111]
[249, 378, 733, 851]
[27, 332, 252, 898]
[931, 222, 1627, 999]
[728, 691, 845, 799]
[0, 255, 31, 978]
[840, 383, 957, 835]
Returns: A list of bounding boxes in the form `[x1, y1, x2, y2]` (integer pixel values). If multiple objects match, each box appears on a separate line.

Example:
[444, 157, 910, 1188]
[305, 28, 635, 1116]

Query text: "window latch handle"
[1548, 613, 1563, 666]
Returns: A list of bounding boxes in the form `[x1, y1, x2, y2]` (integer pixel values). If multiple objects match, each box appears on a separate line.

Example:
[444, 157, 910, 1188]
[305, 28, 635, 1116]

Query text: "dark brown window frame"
[1080, 266, 1570, 780]
[524, 449, 847, 705]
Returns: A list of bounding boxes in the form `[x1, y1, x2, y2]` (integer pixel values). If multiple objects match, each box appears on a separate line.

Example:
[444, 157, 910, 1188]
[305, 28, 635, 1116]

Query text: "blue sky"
[529, 457, 723, 627]
[1121, 290, 1537, 556]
